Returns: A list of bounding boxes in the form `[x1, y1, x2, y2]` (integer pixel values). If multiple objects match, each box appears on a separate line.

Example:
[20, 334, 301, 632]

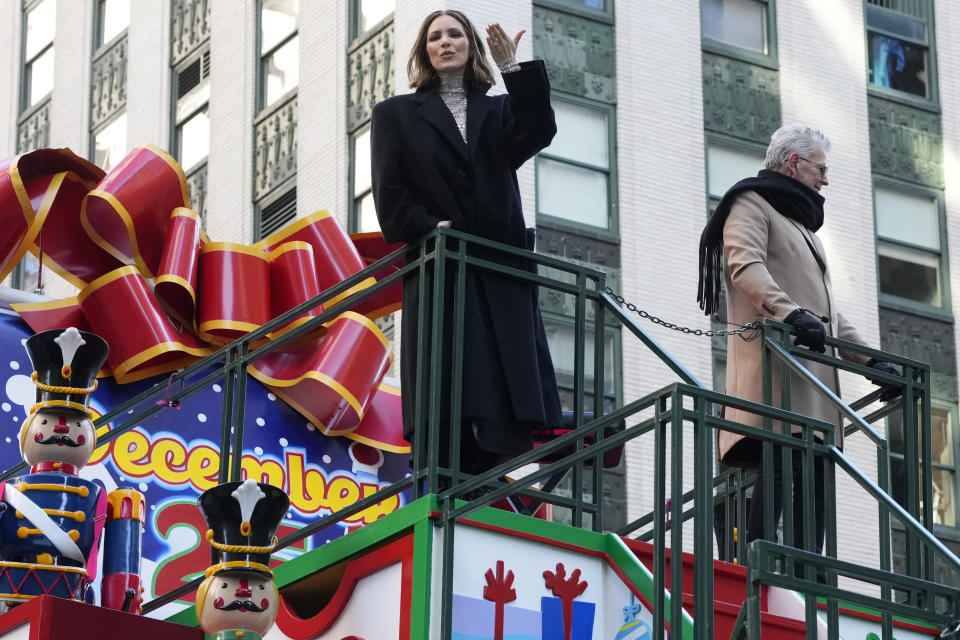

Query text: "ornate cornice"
[702, 52, 780, 145]
[90, 34, 127, 131]
[17, 99, 50, 153]
[532, 6, 615, 103]
[868, 96, 943, 188]
[347, 22, 393, 132]
[878, 306, 955, 378]
[171, 0, 211, 66]
[254, 94, 298, 201]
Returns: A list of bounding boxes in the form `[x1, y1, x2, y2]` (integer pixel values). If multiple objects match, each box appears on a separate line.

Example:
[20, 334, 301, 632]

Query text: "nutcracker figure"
[0, 327, 109, 606]
[196, 479, 290, 640]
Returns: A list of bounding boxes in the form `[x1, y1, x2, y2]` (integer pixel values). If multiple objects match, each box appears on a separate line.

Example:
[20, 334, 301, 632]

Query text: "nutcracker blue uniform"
[0, 327, 110, 606]
[101, 488, 146, 612]
[195, 479, 290, 640]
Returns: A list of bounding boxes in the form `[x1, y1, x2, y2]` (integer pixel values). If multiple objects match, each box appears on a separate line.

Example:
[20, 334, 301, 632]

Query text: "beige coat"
[719, 191, 870, 466]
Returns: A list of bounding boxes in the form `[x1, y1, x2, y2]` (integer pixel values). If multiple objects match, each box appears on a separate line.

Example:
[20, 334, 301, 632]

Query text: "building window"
[350, 0, 393, 40]
[890, 403, 959, 529]
[93, 112, 128, 172]
[535, 0, 613, 21]
[256, 186, 297, 241]
[21, 0, 55, 112]
[865, 0, 933, 102]
[707, 140, 764, 201]
[173, 50, 210, 172]
[701, 0, 775, 67]
[536, 97, 616, 232]
[874, 184, 947, 310]
[94, 0, 129, 49]
[350, 126, 378, 233]
[543, 316, 620, 414]
[11, 254, 41, 294]
[259, 0, 298, 111]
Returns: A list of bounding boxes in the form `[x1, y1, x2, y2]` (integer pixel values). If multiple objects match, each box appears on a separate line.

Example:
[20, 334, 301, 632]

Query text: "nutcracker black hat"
[24, 327, 109, 416]
[198, 479, 290, 577]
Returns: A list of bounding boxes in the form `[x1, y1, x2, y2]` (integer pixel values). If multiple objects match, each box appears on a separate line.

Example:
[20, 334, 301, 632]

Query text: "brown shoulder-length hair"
[407, 10, 496, 90]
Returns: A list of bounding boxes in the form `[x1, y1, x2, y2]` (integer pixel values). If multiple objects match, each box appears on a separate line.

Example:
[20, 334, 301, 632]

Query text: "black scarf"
[697, 169, 825, 316]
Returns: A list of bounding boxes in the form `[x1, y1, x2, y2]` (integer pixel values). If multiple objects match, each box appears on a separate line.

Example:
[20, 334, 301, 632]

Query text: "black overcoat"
[371, 60, 562, 456]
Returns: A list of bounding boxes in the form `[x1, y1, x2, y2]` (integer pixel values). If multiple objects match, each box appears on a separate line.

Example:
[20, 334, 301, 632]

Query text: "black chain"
[604, 286, 761, 338]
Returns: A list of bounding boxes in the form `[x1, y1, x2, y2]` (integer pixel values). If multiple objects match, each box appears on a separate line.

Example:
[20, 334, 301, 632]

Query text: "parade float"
[0, 145, 951, 640]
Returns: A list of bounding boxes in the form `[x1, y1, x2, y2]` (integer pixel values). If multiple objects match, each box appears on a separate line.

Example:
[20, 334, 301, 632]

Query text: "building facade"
[2, 0, 960, 584]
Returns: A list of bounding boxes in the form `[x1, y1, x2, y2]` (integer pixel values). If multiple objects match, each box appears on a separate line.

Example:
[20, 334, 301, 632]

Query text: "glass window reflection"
[97, 0, 130, 48]
[25, 0, 55, 60]
[357, 0, 393, 34]
[178, 109, 209, 172]
[261, 0, 298, 54]
[28, 47, 55, 106]
[263, 35, 299, 106]
[94, 113, 128, 172]
[702, 0, 767, 55]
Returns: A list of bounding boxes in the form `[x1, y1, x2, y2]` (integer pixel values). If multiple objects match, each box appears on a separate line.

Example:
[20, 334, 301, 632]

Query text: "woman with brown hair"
[371, 10, 560, 475]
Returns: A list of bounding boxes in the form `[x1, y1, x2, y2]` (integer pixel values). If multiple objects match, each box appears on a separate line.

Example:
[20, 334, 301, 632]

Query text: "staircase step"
[707, 596, 807, 640]
[622, 538, 753, 607]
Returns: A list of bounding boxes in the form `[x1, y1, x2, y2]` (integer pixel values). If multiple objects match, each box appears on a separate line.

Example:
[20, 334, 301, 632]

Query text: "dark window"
[865, 0, 933, 100]
[257, 187, 297, 240]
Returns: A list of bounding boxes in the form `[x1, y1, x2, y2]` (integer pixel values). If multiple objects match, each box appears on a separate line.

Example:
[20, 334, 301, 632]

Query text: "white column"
[297, 1, 348, 225]
[206, 0, 256, 244]
[778, 0, 879, 583]
[126, 0, 170, 149]
[939, 0, 960, 428]
[617, 0, 708, 521]
[0, 0, 19, 157]
[50, 0, 93, 154]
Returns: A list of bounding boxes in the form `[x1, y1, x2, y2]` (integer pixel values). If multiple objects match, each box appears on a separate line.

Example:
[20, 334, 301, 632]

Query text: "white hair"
[763, 124, 831, 170]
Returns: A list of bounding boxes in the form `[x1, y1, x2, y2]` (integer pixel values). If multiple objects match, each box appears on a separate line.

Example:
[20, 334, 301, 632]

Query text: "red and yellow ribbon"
[2, 146, 407, 452]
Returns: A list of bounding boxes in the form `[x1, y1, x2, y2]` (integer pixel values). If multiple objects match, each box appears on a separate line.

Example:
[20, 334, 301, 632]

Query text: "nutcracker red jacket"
[370, 60, 562, 455]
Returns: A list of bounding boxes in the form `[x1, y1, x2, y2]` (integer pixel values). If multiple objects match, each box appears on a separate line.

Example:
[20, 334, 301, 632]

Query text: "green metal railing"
[4, 227, 959, 639]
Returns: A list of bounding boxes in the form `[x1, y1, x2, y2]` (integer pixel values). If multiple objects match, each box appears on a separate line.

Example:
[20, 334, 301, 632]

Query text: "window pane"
[933, 408, 953, 467]
[702, 0, 767, 55]
[16, 254, 41, 293]
[867, 33, 928, 97]
[547, 101, 608, 168]
[98, 0, 130, 47]
[875, 187, 939, 250]
[27, 47, 54, 106]
[865, 5, 927, 42]
[934, 468, 956, 527]
[178, 109, 209, 171]
[353, 129, 371, 197]
[25, 0, 55, 60]
[538, 157, 608, 228]
[94, 113, 128, 172]
[357, 193, 379, 233]
[543, 321, 616, 396]
[261, 0, 298, 54]
[707, 144, 762, 198]
[878, 242, 940, 306]
[264, 35, 299, 106]
[357, 0, 393, 33]
[552, 0, 605, 10]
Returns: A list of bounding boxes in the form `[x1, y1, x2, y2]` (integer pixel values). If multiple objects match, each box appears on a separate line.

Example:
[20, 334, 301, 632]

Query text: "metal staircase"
[5, 226, 959, 639]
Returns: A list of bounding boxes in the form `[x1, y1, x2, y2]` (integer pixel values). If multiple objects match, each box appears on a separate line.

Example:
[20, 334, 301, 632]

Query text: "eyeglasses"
[798, 156, 829, 179]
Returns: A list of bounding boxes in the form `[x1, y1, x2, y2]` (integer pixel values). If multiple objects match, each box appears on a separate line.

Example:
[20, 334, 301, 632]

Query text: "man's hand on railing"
[784, 308, 826, 353]
[436, 220, 452, 228]
[865, 358, 903, 401]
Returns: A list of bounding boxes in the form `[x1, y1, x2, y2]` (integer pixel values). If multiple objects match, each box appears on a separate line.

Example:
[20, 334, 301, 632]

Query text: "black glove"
[784, 309, 826, 353]
[866, 358, 902, 401]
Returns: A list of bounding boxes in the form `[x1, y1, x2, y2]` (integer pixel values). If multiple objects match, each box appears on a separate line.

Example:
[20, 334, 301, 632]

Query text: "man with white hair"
[697, 124, 899, 561]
